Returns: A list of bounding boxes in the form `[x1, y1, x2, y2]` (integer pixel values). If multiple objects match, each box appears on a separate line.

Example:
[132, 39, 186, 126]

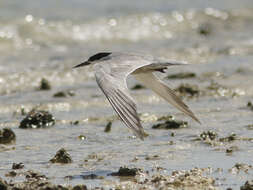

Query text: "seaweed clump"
[50, 148, 72, 164]
[152, 116, 188, 129]
[0, 128, 16, 144]
[110, 167, 141, 177]
[19, 110, 55, 129]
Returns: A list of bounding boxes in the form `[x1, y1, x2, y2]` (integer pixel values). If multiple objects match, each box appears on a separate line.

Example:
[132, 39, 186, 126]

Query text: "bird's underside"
[93, 53, 200, 140]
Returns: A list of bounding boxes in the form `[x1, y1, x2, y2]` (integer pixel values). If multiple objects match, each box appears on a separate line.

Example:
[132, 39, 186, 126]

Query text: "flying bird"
[74, 52, 200, 140]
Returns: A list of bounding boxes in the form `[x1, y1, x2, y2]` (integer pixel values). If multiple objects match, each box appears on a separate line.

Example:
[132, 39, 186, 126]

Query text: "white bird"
[74, 52, 200, 140]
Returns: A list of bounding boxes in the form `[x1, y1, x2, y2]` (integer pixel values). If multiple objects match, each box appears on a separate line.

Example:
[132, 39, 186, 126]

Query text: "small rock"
[145, 155, 160, 161]
[200, 131, 218, 141]
[110, 167, 140, 176]
[50, 148, 72, 164]
[104, 121, 112, 133]
[39, 78, 51, 90]
[241, 180, 253, 190]
[198, 23, 212, 36]
[71, 120, 79, 125]
[152, 117, 188, 129]
[219, 133, 237, 142]
[175, 83, 200, 97]
[19, 109, 55, 129]
[53, 90, 76, 98]
[247, 101, 253, 111]
[53, 91, 67, 97]
[82, 174, 103, 180]
[0, 128, 16, 144]
[12, 162, 24, 170]
[131, 84, 145, 90]
[167, 72, 196, 79]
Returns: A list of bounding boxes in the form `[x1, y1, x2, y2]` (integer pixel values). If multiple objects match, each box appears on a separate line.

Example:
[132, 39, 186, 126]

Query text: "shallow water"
[0, 1, 253, 189]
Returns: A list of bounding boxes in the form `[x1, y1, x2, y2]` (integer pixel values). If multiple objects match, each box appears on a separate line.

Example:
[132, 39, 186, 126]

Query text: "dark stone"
[131, 84, 145, 90]
[39, 78, 51, 90]
[50, 148, 72, 164]
[110, 167, 140, 176]
[53, 91, 67, 97]
[152, 119, 188, 129]
[104, 121, 112, 133]
[12, 162, 24, 170]
[19, 110, 55, 129]
[0, 128, 16, 144]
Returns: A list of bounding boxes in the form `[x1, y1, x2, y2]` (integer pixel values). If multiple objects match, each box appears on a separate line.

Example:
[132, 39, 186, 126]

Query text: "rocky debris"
[167, 72, 196, 79]
[19, 109, 55, 129]
[39, 78, 51, 90]
[109, 167, 141, 177]
[219, 133, 237, 142]
[229, 163, 253, 174]
[205, 81, 244, 97]
[226, 146, 239, 154]
[152, 116, 188, 129]
[104, 121, 112, 133]
[0, 128, 16, 144]
[50, 148, 72, 164]
[111, 167, 216, 190]
[241, 180, 253, 190]
[12, 162, 24, 170]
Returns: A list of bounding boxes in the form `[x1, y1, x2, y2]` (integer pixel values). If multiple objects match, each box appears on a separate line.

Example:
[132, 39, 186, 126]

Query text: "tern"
[74, 52, 200, 140]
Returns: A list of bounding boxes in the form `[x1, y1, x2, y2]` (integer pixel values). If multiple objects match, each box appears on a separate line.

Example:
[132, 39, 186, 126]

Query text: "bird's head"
[73, 52, 112, 68]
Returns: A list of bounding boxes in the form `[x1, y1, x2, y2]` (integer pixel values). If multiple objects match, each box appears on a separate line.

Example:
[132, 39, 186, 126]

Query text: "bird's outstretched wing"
[95, 67, 145, 140]
[134, 72, 200, 123]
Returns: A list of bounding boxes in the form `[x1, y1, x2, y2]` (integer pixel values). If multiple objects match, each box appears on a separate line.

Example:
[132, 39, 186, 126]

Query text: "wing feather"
[95, 71, 145, 140]
[134, 72, 200, 123]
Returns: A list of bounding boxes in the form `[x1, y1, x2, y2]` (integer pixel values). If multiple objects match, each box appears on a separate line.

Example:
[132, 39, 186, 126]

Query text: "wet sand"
[1, 1, 253, 189]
